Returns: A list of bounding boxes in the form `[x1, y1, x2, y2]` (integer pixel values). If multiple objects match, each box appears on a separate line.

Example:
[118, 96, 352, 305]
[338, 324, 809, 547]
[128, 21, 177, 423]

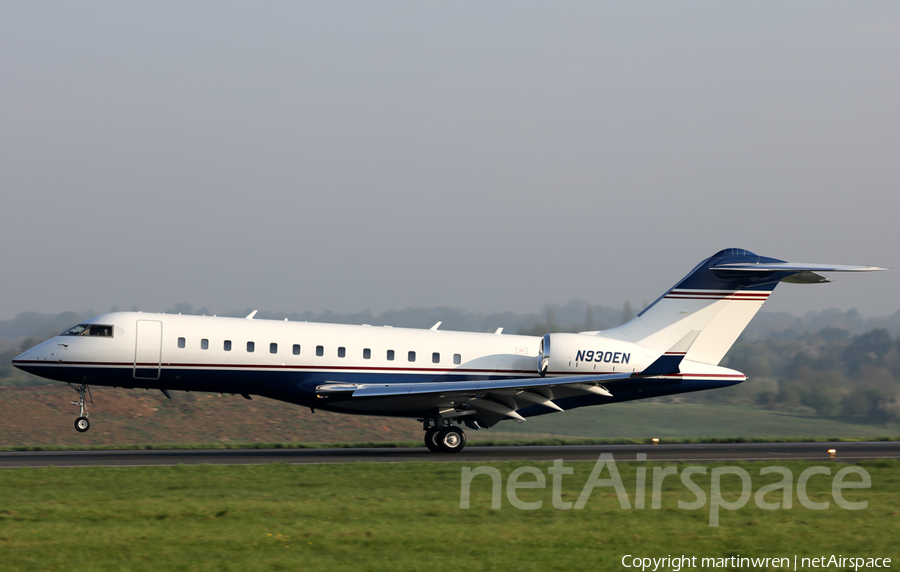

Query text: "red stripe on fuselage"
[14, 360, 744, 382]
[12, 359, 539, 376]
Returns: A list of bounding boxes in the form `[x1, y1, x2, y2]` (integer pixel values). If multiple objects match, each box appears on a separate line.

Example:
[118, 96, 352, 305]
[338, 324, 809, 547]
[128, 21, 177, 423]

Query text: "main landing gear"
[423, 420, 467, 454]
[69, 383, 93, 433]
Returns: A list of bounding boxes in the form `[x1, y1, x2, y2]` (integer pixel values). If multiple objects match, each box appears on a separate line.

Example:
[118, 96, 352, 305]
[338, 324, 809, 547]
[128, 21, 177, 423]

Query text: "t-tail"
[593, 248, 885, 366]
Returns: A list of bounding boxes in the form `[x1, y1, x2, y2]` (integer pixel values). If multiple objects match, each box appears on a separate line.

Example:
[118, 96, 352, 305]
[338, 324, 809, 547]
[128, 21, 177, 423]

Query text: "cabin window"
[453, 353, 461, 365]
[292, 344, 301, 355]
[316, 345, 324, 357]
[386, 350, 395, 361]
[338, 347, 346, 358]
[408, 351, 416, 362]
[270, 343, 278, 354]
[201, 339, 209, 350]
[363, 348, 371, 359]
[247, 341, 255, 353]
[432, 352, 440, 364]
[224, 340, 232, 351]
[177, 337, 186, 349]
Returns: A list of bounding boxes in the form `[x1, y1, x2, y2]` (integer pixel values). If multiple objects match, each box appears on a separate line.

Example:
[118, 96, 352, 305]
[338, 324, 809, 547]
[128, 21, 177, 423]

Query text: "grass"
[476, 401, 900, 440]
[3, 385, 898, 452]
[1, 460, 898, 571]
[0, 385, 900, 450]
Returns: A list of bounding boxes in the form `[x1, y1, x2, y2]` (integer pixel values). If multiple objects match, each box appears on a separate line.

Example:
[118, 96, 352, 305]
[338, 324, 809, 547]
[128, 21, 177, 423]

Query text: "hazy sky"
[2, 2, 898, 321]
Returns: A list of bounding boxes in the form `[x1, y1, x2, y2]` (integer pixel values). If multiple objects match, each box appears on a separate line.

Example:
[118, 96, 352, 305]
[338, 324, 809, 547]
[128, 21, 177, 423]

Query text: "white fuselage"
[13, 311, 743, 420]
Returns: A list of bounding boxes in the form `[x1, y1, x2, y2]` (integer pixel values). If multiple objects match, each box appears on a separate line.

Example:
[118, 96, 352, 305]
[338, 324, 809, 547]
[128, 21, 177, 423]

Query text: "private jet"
[12, 248, 884, 453]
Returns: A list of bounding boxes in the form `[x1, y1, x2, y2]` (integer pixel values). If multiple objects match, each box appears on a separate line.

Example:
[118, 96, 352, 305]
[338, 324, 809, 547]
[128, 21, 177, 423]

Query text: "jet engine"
[537, 333, 645, 376]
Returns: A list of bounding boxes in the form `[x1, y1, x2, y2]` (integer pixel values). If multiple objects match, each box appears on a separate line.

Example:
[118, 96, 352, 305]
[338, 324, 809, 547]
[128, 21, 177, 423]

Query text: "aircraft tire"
[75, 417, 90, 433]
[437, 426, 466, 454]
[424, 428, 442, 452]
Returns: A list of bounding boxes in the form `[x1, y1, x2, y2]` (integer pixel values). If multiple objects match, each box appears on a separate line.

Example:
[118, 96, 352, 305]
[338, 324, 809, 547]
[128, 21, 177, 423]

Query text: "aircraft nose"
[12, 347, 39, 370]
[12, 339, 61, 369]
[11, 338, 72, 382]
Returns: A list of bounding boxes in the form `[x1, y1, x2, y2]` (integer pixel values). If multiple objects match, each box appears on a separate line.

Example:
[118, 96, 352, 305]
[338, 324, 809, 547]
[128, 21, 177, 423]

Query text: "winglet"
[245, 310, 258, 320]
[640, 330, 700, 376]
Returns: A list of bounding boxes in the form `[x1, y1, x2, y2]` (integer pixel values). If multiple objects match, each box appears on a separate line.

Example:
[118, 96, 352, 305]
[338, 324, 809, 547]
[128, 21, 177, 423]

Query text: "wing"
[313, 332, 732, 427]
[315, 372, 631, 427]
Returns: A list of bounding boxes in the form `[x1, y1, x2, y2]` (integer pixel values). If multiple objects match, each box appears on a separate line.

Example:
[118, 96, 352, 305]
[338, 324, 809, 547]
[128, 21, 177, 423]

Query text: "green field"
[1, 460, 897, 571]
[3, 384, 898, 451]
[472, 402, 900, 442]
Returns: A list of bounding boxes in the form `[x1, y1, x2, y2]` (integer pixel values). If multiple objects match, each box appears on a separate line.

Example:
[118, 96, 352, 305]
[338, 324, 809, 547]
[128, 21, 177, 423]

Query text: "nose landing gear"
[75, 416, 90, 432]
[68, 383, 93, 433]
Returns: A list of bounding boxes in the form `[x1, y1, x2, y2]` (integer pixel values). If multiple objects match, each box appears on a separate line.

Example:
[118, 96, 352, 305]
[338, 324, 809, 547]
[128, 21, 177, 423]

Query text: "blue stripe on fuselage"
[16, 362, 744, 418]
[14, 363, 534, 407]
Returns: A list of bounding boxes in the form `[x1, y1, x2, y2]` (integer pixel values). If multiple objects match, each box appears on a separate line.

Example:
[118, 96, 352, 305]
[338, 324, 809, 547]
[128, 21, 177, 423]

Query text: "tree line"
[703, 327, 900, 422]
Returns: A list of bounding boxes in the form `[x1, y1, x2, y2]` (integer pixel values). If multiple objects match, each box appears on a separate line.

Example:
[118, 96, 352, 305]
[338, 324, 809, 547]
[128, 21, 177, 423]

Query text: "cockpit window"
[60, 324, 114, 337]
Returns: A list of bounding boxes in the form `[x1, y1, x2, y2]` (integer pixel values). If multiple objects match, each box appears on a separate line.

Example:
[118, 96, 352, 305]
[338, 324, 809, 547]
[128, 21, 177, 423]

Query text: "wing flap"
[341, 372, 634, 399]
[470, 398, 526, 423]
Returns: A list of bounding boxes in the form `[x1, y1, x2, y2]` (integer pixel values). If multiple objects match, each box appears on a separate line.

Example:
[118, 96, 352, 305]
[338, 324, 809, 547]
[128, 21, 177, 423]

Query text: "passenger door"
[134, 320, 162, 380]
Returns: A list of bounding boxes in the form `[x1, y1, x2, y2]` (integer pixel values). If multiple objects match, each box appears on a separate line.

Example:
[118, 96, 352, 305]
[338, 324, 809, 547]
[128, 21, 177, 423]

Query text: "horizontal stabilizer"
[712, 262, 886, 273]
[711, 262, 886, 287]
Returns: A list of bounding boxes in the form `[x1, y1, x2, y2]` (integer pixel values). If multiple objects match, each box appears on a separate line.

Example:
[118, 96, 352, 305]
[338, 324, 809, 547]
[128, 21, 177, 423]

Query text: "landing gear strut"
[423, 418, 467, 453]
[69, 383, 93, 433]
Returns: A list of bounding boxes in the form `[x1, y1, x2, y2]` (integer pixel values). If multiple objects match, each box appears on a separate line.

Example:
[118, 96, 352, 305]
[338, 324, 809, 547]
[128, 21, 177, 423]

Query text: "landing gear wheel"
[437, 426, 466, 454]
[69, 383, 94, 432]
[424, 428, 441, 452]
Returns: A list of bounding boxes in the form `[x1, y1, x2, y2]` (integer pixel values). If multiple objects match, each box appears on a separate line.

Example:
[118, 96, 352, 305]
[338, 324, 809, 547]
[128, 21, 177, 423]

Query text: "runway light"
[828, 448, 836, 459]
[652, 438, 659, 445]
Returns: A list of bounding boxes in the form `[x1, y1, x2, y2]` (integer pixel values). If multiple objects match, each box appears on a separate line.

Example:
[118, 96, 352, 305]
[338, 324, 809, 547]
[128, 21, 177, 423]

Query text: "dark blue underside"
[18, 363, 743, 420]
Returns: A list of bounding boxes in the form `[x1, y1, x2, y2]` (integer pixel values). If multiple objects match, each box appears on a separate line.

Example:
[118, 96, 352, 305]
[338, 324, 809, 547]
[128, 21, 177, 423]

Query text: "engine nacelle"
[538, 333, 646, 376]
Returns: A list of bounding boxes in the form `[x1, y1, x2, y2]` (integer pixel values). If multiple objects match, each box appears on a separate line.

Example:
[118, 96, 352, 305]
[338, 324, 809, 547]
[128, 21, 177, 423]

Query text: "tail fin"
[595, 248, 884, 365]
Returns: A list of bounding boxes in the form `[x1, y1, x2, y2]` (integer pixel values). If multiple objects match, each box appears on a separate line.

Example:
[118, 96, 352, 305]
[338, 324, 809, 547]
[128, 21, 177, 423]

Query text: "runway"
[1, 441, 898, 468]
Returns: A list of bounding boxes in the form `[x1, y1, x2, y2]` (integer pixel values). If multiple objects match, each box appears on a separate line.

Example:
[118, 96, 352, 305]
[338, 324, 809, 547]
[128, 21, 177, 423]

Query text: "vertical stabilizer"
[594, 249, 884, 365]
